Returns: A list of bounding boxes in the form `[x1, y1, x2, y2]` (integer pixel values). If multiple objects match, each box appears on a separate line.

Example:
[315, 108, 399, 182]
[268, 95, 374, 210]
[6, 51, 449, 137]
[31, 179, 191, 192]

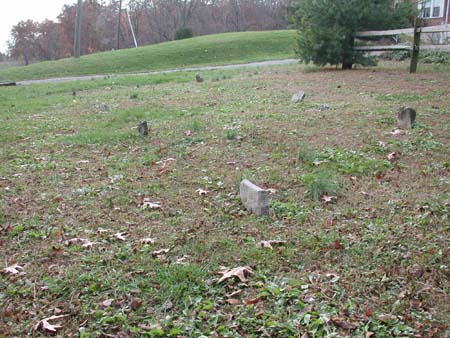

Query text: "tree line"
[7, 0, 293, 64]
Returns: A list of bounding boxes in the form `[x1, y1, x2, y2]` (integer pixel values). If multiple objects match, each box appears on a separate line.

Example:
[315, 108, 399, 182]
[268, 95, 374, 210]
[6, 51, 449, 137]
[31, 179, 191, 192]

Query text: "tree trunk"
[342, 60, 353, 69]
[342, 36, 354, 70]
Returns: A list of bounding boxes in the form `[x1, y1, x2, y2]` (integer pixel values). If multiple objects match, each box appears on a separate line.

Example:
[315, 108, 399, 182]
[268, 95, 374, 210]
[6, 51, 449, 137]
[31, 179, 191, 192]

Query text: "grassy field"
[0, 62, 449, 337]
[0, 30, 296, 82]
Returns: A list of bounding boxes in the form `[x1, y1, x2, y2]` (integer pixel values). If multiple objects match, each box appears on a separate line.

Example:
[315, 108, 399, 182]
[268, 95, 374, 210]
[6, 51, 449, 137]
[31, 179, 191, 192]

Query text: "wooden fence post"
[409, 18, 422, 73]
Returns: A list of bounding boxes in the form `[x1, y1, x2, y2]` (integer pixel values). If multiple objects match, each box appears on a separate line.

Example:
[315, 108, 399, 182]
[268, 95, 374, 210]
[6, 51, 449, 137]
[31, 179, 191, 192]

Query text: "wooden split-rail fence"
[354, 20, 450, 73]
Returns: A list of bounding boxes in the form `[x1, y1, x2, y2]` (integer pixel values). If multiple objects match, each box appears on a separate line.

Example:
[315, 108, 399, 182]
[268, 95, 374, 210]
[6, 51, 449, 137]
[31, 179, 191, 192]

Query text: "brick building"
[417, 0, 450, 26]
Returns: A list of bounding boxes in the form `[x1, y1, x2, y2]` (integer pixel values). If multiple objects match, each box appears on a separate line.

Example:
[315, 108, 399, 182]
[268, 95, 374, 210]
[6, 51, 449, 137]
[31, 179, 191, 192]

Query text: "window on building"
[418, 0, 443, 18]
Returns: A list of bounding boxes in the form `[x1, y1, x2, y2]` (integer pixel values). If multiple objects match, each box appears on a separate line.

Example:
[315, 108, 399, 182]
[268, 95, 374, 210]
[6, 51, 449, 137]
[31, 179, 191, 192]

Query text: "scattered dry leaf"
[100, 299, 114, 309]
[140, 238, 156, 244]
[322, 195, 337, 204]
[387, 152, 397, 161]
[130, 297, 142, 310]
[313, 160, 328, 166]
[218, 266, 254, 283]
[259, 240, 286, 250]
[34, 314, 69, 333]
[155, 158, 175, 166]
[332, 317, 358, 330]
[391, 129, 404, 136]
[113, 232, 127, 241]
[152, 248, 170, 257]
[65, 238, 88, 246]
[196, 188, 210, 196]
[245, 296, 262, 305]
[227, 298, 241, 305]
[175, 255, 189, 265]
[378, 313, 396, 322]
[81, 241, 97, 248]
[408, 264, 424, 278]
[226, 289, 243, 298]
[328, 240, 344, 250]
[142, 198, 161, 209]
[2, 264, 24, 275]
[266, 188, 278, 194]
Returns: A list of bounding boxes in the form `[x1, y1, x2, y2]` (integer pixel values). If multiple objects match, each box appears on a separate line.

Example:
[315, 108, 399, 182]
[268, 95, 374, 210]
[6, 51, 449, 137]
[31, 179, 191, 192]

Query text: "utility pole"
[116, 0, 123, 50]
[74, 0, 83, 58]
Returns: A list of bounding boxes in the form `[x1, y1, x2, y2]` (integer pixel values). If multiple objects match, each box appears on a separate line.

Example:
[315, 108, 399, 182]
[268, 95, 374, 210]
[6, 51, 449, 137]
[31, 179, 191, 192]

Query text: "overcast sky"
[0, 1, 77, 53]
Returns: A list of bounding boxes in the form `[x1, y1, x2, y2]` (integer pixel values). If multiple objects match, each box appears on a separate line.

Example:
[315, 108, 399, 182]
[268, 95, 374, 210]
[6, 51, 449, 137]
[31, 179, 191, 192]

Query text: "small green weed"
[299, 168, 339, 201]
[317, 147, 392, 176]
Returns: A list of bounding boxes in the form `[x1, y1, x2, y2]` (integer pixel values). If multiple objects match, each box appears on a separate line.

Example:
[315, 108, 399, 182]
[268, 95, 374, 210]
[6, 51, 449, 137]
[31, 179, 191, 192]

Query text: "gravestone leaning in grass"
[138, 121, 149, 136]
[397, 107, 416, 129]
[196, 74, 204, 83]
[240, 179, 270, 216]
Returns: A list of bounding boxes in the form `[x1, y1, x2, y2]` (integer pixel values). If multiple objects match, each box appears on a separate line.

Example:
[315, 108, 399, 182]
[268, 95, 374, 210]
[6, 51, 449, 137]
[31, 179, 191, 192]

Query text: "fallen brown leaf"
[218, 266, 254, 283]
[113, 232, 127, 241]
[152, 248, 170, 257]
[227, 298, 241, 305]
[259, 240, 286, 249]
[322, 195, 337, 204]
[387, 152, 397, 161]
[196, 188, 210, 196]
[142, 198, 161, 209]
[328, 240, 344, 250]
[34, 314, 69, 333]
[332, 317, 358, 330]
[245, 296, 262, 305]
[391, 129, 404, 136]
[2, 264, 24, 275]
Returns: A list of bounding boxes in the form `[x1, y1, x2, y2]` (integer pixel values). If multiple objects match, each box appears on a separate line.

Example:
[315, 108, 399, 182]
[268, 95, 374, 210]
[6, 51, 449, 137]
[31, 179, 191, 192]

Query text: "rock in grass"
[138, 121, 149, 136]
[397, 107, 416, 129]
[196, 74, 204, 83]
[239, 179, 270, 216]
[292, 91, 305, 103]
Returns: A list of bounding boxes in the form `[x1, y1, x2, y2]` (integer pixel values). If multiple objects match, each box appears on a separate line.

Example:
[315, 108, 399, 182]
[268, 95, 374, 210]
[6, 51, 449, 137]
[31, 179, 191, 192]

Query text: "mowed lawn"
[0, 30, 296, 82]
[0, 62, 449, 337]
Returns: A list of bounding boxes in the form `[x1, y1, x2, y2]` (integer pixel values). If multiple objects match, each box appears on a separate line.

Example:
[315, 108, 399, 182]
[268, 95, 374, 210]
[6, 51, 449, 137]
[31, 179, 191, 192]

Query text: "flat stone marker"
[240, 179, 270, 216]
[397, 107, 416, 129]
[292, 91, 305, 103]
[138, 121, 149, 136]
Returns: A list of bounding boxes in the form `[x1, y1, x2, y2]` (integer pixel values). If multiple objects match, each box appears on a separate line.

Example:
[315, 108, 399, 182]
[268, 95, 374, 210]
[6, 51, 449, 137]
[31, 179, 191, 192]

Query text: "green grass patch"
[0, 30, 296, 82]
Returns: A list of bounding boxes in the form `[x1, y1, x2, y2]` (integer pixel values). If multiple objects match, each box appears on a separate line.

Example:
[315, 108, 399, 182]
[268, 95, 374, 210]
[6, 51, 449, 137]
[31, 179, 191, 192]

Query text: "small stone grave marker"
[292, 91, 305, 103]
[196, 74, 204, 83]
[397, 107, 416, 129]
[240, 179, 270, 216]
[138, 121, 149, 136]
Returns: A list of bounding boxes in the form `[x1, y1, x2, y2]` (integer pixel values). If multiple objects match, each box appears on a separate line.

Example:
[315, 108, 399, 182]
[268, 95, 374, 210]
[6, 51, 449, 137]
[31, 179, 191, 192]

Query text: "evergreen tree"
[294, 0, 413, 69]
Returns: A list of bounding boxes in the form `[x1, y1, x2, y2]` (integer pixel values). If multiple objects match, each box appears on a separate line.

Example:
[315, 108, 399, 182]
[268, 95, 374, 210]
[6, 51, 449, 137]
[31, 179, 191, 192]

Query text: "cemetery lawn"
[0, 62, 449, 337]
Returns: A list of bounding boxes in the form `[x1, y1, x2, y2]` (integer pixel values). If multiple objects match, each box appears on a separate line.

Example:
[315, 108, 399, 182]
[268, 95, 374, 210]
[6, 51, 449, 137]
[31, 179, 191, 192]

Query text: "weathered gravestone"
[138, 121, 149, 136]
[196, 74, 204, 83]
[240, 179, 270, 216]
[292, 91, 305, 103]
[397, 107, 416, 129]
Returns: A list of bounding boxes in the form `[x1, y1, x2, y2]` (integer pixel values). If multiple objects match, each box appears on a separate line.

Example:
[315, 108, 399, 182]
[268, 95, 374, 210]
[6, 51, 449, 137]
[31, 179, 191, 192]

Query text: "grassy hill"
[0, 30, 296, 82]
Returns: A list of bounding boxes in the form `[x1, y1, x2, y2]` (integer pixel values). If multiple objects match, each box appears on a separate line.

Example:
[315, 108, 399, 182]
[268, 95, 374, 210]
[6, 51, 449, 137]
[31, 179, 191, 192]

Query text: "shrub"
[293, 0, 413, 69]
[174, 27, 193, 40]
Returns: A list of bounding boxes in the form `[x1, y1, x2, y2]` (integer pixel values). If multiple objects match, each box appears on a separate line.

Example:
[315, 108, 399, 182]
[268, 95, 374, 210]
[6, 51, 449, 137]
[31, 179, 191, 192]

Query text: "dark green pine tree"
[294, 0, 414, 69]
